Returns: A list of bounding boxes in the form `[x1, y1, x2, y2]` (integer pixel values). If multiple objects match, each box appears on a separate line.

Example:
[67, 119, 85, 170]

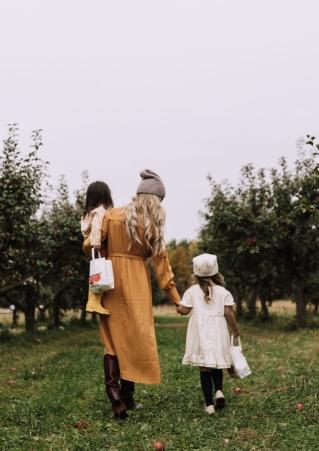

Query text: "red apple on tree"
[247, 236, 257, 245]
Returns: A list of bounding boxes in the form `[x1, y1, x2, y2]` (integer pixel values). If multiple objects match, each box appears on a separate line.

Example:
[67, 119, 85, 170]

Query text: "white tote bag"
[230, 336, 252, 379]
[89, 249, 114, 294]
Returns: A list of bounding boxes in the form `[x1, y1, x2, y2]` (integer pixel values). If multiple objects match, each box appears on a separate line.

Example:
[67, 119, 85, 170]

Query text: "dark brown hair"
[83, 181, 114, 217]
[197, 273, 225, 303]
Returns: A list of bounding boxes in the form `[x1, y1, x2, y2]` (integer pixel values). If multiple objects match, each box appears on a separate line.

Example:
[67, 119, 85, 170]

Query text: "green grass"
[0, 319, 318, 451]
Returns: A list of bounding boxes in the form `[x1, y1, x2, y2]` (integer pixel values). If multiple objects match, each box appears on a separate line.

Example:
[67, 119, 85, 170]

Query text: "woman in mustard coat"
[83, 169, 181, 419]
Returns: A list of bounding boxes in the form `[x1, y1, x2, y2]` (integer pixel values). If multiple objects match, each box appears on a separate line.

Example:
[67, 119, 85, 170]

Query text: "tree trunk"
[246, 287, 258, 320]
[236, 297, 243, 319]
[260, 297, 270, 321]
[12, 308, 19, 327]
[38, 308, 46, 322]
[52, 292, 62, 328]
[231, 285, 244, 319]
[296, 286, 307, 328]
[80, 296, 87, 325]
[24, 285, 36, 333]
[25, 305, 36, 332]
[91, 312, 98, 324]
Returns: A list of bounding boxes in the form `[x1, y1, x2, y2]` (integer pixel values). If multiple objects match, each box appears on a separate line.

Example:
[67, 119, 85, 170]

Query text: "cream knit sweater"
[80, 205, 108, 247]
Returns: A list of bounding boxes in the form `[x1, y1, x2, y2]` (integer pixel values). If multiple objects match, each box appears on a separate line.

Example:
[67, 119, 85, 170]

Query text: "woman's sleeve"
[82, 236, 92, 259]
[100, 212, 109, 242]
[152, 250, 181, 305]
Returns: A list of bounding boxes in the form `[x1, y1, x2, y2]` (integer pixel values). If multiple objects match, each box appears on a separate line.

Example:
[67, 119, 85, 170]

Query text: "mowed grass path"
[0, 318, 318, 451]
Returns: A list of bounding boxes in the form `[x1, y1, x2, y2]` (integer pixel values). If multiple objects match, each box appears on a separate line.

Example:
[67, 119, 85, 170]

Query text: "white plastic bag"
[89, 249, 114, 294]
[230, 336, 252, 379]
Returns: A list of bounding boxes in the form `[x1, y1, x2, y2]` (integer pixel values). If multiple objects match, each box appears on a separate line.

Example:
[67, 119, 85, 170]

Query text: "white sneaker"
[204, 404, 216, 415]
[215, 390, 225, 409]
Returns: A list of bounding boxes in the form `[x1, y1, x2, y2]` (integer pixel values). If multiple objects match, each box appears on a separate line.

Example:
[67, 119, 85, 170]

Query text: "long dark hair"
[83, 181, 114, 217]
[197, 273, 225, 303]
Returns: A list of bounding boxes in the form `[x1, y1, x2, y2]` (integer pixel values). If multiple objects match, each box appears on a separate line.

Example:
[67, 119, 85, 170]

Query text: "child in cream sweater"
[81, 181, 113, 315]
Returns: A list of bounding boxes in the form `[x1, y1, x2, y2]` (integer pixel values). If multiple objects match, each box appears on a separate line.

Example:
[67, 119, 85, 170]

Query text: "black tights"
[200, 369, 223, 406]
[212, 368, 223, 391]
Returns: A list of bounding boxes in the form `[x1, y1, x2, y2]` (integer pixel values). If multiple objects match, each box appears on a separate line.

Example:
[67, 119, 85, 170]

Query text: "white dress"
[181, 284, 235, 368]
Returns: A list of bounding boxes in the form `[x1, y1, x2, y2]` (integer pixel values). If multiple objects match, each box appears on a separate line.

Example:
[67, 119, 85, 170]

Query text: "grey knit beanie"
[136, 169, 166, 199]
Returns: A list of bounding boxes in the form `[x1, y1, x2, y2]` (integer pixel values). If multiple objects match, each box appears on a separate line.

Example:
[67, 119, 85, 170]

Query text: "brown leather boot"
[103, 354, 127, 419]
[121, 379, 136, 410]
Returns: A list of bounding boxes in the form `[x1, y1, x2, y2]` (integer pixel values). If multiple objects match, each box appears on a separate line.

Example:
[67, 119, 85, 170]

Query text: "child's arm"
[176, 288, 193, 315]
[224, 306, 240, 337]
[176, 305, 192, 315]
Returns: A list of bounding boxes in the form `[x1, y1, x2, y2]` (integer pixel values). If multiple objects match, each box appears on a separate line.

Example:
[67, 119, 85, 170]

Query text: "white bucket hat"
[193, 253, 218, 277]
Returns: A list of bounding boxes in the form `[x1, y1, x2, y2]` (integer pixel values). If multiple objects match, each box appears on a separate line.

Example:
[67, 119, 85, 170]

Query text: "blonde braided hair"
[124, 194, 166, 256]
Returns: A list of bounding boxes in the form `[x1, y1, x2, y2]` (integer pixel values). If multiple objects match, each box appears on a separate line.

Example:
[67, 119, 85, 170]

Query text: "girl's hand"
[227, 366, 236, 378]
[176, 304, 183, 315]
[177, 305, 192, 315]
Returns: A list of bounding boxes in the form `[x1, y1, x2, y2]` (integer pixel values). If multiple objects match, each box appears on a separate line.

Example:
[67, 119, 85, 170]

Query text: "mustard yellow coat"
[83, 207, 180, 384]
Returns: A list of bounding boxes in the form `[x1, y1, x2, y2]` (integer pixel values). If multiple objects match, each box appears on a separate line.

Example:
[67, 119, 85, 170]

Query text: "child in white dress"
[81, 181, 113, 315]
[177, 253, 240, 415]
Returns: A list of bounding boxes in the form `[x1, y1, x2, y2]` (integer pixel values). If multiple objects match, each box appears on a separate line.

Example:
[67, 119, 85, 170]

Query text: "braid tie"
[199, 278, 214, 303]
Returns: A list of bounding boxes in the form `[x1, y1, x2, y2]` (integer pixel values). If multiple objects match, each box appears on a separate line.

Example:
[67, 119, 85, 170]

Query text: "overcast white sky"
[0, 0, 318, 239]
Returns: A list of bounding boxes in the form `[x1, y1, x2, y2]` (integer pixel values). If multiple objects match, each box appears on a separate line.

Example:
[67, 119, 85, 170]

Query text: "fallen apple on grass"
[74, 420, 89, 430]
[153, 441, 166, 450]
[234, 387, 242, 395]
[295, 403, 305, 411]
[7, 380, 16, 386]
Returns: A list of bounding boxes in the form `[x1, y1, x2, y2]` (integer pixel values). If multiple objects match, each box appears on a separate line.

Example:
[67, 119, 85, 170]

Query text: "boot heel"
[113, 400, 128, 419]
[121, 379, 136, 410]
